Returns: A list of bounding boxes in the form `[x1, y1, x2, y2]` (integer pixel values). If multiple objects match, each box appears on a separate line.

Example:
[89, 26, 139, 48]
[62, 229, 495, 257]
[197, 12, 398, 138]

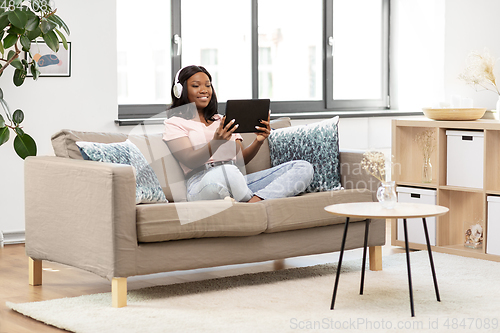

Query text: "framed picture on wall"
[25, 42, 71, 77]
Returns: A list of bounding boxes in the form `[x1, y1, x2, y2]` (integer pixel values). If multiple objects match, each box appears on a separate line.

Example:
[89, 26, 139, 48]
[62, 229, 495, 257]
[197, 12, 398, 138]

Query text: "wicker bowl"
[422, 107, 486, 121]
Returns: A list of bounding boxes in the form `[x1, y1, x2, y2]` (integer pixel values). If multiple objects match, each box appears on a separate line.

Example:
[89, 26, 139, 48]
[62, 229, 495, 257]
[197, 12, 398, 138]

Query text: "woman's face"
[186, 72, 212, 111]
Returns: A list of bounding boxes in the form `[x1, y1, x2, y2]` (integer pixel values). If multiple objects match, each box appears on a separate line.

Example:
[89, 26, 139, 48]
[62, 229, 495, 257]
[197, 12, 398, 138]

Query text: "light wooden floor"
[0, 220, 404, 333]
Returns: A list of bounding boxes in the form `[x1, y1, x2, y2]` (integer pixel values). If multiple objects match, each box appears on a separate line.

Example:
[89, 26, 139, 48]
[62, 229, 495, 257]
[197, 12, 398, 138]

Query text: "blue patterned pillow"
[268, 116, 341, 192]
[76, 140, 168, 204]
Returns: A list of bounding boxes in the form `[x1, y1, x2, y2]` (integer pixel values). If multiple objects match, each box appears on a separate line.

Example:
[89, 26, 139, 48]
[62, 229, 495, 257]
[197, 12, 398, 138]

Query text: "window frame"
[117, 0, 391, 123]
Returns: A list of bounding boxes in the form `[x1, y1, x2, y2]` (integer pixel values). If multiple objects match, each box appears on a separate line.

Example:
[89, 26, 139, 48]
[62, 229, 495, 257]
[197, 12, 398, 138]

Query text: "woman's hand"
[255, 111, 271, 142]
[213, 116, 238, 141]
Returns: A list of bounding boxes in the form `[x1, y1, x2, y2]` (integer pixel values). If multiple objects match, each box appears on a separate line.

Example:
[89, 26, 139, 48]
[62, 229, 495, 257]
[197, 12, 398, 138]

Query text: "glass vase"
[376, 181, 397, 209]
[422, 158, 432, 183]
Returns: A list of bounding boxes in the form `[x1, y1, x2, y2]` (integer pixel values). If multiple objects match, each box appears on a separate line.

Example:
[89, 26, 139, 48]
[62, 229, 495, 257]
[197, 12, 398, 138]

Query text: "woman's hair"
[167, 65, 218, 121]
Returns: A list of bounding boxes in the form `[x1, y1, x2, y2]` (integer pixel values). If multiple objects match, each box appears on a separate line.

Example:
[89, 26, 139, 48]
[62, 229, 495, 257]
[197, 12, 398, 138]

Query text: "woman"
[163, 65, 313, 202]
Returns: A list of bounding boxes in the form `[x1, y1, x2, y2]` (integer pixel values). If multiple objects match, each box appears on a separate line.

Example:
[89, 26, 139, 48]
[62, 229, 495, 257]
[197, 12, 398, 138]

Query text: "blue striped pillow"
[76, 139, 168, 204]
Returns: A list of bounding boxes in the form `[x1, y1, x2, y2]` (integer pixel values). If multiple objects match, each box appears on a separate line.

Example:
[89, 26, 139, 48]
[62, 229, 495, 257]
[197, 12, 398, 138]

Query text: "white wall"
[390, 0, 446, 111]
[0, 0, 122, 241]
[444, 0, 500, 109]
[391, 0, 500, 111]
[2, 0, 500, 241]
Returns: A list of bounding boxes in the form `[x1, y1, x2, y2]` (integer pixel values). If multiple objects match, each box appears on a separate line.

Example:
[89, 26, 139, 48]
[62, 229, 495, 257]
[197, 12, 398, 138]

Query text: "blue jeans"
[186, 160, 314, 202]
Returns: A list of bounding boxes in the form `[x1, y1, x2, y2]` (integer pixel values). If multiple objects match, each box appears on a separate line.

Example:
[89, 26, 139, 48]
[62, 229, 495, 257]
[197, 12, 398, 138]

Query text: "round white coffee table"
[324, 202, 449, 317]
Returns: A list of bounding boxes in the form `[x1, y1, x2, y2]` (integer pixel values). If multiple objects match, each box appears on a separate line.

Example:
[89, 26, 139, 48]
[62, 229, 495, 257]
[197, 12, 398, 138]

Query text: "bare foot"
[247, 195, 263, 203]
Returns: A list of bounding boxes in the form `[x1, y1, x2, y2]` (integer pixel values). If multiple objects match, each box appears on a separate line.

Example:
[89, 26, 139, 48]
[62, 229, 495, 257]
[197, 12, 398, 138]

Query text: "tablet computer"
[223, 99, 270, 133]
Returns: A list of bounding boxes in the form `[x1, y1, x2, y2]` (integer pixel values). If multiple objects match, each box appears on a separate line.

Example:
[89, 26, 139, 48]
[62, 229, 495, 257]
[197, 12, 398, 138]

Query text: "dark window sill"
[115, 109, 423, 126]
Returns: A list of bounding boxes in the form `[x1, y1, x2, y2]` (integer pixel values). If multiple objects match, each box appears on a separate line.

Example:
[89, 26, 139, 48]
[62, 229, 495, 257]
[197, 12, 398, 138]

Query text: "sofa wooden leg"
[112, 277, 127, 308]
[369, 246, 382, 271]
[29, 257, 42, 286]
[273, 259, 285, 270]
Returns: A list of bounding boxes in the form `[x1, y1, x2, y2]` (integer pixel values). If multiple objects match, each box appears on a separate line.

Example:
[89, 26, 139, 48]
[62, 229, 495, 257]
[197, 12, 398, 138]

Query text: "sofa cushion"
[52, 130, 128, 159]
[239, 117, 291, 174]
[136, 200, 267, 242]
[268, 116, 341, 192]
[76, 140, 168, 204]
[51, 129, 187, 202]
[262, 189, 373, 233]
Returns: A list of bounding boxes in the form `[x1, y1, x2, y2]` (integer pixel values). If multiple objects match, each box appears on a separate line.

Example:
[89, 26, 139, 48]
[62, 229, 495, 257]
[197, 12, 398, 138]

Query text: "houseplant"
[0, 0, 70, 159]
[459, 48, 500, 116]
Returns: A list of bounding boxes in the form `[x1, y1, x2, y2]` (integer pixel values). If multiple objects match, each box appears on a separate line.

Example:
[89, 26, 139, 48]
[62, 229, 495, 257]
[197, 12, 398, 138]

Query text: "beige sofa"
[24, 118, 385, 307]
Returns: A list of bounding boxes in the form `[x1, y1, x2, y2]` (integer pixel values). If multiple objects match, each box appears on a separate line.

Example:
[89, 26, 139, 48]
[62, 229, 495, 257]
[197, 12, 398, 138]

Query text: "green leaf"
[0, 126, 10, 146]
[40, 18, 56, 34]
[8, 9, 28, 29]
[24, 8, 36, 19]
[3, 34, 18, 49]
[42, 30, 58, 52]
[0, 98, 11, 120]
[12, 109, 24, 125]
[13, 68, 26, 86]
[0, 97, 8, 111]
[32, 68, 40, 80]
[25, 16, 39, 31]
[0, 14, 9, 31]
[0, 113, 4, 127]
[0, 38, 4, 56]
[14, 126, 24, 136]
[10, 58, 23, 70]
[54, 28, 67, 50]
[14, 132, 37, 159]
[8, 25, 24, 35]
[51, 14, 70, 35]
[20, 35, 30, 51]
[26, 26, 41, 40]
[30, 61, 40, 80]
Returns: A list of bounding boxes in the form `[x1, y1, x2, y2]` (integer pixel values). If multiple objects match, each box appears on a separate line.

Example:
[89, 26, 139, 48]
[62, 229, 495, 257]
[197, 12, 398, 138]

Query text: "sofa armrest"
[25, 156, 138, 279]
[339, 149, 380, 198]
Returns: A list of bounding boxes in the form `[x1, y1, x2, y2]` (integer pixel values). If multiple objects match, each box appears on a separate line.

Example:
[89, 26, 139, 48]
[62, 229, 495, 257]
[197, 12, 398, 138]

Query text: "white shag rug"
[7, 252, 500, 333]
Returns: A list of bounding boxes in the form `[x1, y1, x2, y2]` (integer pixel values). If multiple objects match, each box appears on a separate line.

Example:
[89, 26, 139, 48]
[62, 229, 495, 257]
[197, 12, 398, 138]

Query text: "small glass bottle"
[422, 158, 432, 183]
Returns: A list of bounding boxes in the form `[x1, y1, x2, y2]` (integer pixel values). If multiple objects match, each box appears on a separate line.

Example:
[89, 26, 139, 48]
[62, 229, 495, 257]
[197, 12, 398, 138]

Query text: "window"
[116, 0, 171, 106]
[258, 47, 273, 98]
[200, 49, 219, 93]
[333, 0, 383, 100]
[116, 0, 390, 121]
[181, 0, 252, 102]
[258, 0, 323, 101]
